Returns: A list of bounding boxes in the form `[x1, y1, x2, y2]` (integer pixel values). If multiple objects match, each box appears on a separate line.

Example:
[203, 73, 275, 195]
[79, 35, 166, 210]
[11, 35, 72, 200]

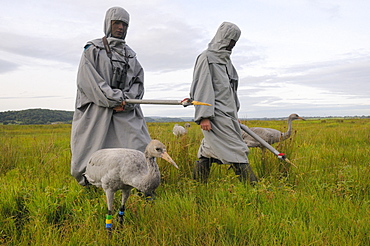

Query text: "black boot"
[231, 163, 258, 184]
[193, 157, 212, 183]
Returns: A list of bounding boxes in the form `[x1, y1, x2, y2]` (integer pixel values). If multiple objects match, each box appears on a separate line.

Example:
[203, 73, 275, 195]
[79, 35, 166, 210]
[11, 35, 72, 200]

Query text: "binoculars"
[111, 66, 128, 89]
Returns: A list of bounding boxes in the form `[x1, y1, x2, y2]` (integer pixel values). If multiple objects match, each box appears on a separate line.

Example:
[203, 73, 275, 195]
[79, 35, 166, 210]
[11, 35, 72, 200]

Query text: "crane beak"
[298, 117, 306, 121]
[161, 152, 179, 169]
[192, 101, 212, 106]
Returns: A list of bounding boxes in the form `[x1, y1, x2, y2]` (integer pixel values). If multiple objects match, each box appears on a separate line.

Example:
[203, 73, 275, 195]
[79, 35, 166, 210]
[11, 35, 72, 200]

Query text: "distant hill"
[0, 109, 74, 125]
[2, 108, 365, 125]
[0, 109, 193, 125]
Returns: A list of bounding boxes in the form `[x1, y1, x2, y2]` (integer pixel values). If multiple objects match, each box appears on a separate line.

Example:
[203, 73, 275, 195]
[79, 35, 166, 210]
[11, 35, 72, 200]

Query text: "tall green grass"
[1, 119, 369, 245]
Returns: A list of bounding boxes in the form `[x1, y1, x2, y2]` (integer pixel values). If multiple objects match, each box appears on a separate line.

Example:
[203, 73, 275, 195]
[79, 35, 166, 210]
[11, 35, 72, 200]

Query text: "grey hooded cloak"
[190, 22, 249, 164]
[71, 7, 151, 185]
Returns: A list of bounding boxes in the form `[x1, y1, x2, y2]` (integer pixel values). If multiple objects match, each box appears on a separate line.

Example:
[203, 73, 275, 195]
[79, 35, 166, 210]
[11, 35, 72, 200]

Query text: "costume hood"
[208, 22, 241, 52]
[104, 7, 130, 38]
[206, 22, 241, 64]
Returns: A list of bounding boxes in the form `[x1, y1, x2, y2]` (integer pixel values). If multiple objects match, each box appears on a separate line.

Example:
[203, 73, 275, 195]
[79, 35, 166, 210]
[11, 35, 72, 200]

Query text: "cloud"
[0, 32, 82, 66]
[0, 4, 209, 73]
[236, 53, 370, 117]
[0, 59, 19, 73]
[279, 54, 370, 97]
[128, 20, 208, 72]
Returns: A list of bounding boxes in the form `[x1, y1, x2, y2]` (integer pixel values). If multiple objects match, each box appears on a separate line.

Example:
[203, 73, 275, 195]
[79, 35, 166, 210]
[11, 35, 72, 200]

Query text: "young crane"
[241, 113, 305, 163]
[84, 140, 178, 230]
[173, 123, 191, 136]
[242, 113, 305, 148]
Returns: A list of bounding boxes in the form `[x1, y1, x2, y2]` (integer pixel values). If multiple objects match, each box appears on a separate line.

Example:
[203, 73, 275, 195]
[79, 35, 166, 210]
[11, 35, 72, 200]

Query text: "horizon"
[1, 107, 368, 120]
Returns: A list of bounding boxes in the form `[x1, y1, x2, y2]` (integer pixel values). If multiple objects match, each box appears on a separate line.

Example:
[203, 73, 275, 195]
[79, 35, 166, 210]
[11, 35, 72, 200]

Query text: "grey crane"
[83, 140, 178, 229]
[242, 113, 305, 158]
[173, 123, 191, 136]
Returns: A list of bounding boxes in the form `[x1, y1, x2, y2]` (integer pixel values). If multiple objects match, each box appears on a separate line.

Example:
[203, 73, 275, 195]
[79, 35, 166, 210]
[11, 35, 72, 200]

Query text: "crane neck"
[134, 156, 160, 194]
[146, 156, 160, 174]
[282, 117, 294, 140]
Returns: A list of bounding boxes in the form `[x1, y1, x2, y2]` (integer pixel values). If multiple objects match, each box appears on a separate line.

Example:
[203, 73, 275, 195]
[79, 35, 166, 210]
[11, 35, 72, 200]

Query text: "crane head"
[290, 113, 305, 121]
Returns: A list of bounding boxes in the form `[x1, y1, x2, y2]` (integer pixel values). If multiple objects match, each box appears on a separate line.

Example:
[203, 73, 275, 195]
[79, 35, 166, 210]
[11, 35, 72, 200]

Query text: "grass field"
[1, 118, 369, 245]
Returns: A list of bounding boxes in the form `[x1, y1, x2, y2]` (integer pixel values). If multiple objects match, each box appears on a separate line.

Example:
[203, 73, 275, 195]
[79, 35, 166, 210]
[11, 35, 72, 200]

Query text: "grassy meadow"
[1, 118, 369, 245]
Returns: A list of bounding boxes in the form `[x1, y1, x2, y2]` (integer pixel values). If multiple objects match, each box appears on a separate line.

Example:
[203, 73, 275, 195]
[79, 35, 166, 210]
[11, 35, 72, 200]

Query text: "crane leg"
[104, 189, 115, 232]
[118, 205, 125, 225]
[105, 190, 115, 215]
[118, 189, 131, 225]
[193, 157, 212, 183]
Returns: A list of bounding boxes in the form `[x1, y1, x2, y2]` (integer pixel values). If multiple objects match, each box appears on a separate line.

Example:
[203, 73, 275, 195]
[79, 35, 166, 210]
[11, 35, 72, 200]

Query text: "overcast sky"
[1, 0, 369, 118]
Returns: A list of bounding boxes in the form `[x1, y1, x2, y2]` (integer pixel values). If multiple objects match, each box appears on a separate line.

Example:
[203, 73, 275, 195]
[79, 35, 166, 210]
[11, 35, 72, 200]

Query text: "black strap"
[102, 36, 112, 60]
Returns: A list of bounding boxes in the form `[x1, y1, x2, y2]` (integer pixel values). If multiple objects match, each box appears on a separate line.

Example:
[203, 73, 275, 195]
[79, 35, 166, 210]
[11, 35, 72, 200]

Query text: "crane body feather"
[83, 140, 177, 228]
[242, 113, 304, 148]
[85, 149, 159, 193]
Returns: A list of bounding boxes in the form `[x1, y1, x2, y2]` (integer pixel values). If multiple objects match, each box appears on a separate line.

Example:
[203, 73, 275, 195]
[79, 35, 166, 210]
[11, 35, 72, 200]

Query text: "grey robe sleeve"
[76, 47, 123, 109]
[190, 54, 216, 124]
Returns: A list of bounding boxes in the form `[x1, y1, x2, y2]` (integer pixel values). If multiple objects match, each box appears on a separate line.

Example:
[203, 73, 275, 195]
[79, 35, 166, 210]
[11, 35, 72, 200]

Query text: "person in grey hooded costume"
[70, 7, 151, 185]
[190, 22, 258, 184]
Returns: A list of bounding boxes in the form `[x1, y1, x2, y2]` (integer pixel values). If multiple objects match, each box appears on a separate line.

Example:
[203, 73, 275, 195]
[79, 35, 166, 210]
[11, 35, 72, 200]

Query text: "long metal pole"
[240, 123, 296, 167]
[125, 99, 184, 105]
[125, 98, 211, 107]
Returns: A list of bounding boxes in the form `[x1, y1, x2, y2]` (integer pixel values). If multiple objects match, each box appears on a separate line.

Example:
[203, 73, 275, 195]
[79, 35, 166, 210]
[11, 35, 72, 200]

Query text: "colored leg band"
[106, 214, 113, 228]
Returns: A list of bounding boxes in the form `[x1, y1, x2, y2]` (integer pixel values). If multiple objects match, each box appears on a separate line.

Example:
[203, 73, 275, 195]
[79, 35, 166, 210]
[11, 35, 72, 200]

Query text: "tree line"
[0, 109, 74, 125]
[0, 109, 189, 125]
